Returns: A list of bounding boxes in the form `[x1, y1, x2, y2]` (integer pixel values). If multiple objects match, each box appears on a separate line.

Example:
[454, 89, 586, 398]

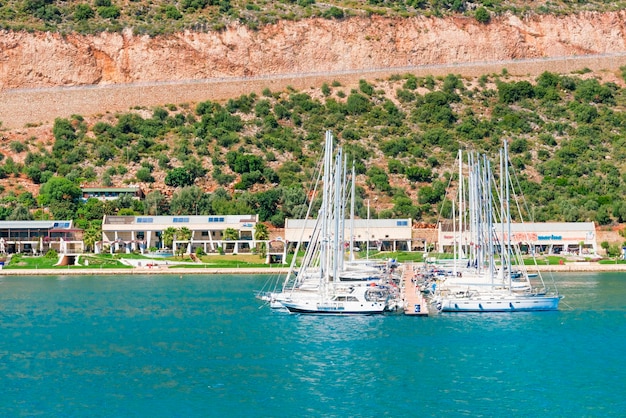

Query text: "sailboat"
[258, 131, 396, 315]
[432, 141, 562, 312]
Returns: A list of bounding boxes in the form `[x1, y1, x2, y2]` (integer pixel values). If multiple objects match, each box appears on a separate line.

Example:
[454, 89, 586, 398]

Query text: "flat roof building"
[82, 186, 144, 202]
[437, 221, 598, 255]
[0, 220, 83, 254]
[100, 214, 260, 255]
[285, 218, 413, 252]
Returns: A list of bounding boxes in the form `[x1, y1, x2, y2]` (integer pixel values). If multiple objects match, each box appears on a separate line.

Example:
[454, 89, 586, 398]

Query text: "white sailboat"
[433, 141, 562, 312]
[259, 131, 396, 314]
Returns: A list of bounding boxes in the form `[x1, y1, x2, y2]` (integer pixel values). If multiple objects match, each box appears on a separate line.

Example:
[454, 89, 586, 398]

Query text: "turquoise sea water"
[1, 272, 624, 417]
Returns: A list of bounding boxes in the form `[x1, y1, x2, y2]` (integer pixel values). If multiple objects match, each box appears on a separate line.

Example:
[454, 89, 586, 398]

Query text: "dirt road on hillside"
[2, 53, 626, 129]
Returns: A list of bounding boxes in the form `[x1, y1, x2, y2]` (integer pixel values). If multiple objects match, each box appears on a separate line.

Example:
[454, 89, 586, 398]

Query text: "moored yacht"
[281, 284, 389, 315]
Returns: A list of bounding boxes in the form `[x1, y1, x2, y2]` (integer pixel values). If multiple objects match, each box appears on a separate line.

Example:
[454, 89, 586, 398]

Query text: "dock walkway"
[402, 263, 429, 316]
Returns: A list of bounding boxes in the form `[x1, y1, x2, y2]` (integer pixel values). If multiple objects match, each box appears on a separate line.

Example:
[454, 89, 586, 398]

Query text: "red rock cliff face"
[2, 11, 626, 90]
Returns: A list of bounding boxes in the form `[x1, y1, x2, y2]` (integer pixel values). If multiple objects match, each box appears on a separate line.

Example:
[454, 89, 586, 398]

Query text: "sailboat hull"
[438, 294, 562, 312]
[282, 300, 387, 315]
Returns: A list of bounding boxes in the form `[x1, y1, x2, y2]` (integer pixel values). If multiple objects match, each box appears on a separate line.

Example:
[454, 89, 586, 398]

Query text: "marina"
[0, 272, 624, 416]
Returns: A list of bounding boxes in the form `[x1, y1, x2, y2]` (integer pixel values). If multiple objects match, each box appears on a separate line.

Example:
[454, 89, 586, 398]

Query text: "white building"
[285, 218, 413, 252]
[437, 221, 598, 255]
[100, 214, 260, 254]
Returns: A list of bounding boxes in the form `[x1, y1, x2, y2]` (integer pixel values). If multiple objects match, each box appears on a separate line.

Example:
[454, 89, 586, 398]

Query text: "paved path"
[3, 53, 626, 129]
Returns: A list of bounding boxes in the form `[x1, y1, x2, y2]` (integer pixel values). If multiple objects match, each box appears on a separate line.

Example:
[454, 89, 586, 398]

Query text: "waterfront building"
[437, 221, 598, 256]
[284, 218, 413, 252]
[0, 220, 84, 254]
[99, 214, 262, 255]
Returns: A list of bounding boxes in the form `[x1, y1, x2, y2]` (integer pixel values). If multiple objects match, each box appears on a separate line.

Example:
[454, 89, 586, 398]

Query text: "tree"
[223, 227, 239, 241]
[254, 223, 269, 241]
[346, 93, 371, 115]
[177, 227, 192, 254]
[177, 226, 192, 241]
[52, 118, 78, 157]
[170, 186, 204, 215]
[76, 198, 105, 221]
[74, 3, 95, 20]
[7, 204, 34, 220]
[161, 227, 177, 249]
[322, 6, 344, 19]
[136, 167, 154, 183]
[38, 177, 81, 219]
[226, 152, 265, 174]
[256, 189, 281, 222]
[145, 191, 167, 215]
[97, 5, 121, 19]
[165, 167, 195, 188]
[254, 223, 269, 257]
[83, 224, 102, 253]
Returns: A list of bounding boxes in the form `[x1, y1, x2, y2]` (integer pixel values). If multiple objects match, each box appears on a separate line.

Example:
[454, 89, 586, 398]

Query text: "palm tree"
[254, 223, 269, 241]
[254, 223, 269, 256]
[223, 227, 239, 241]
[177, 226, 192, 241]
[83, 224, 102, 253]
[177, 226, 192, 255]
[162, 227, 177, 249]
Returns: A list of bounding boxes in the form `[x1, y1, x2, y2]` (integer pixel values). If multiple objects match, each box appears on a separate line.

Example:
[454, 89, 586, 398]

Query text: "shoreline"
[1, 262, 626, 276]
[0, 267, 291, 276]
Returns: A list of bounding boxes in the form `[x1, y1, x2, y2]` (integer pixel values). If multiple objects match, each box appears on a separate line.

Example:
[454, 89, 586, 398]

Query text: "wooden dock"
[402, 263, 429, 316]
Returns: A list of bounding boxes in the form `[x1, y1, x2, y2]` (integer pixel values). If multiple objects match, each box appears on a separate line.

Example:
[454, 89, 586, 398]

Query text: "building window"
[173, 217, 189, 223]
[208, 217, 225, 222]
[137, 217, 153, 223]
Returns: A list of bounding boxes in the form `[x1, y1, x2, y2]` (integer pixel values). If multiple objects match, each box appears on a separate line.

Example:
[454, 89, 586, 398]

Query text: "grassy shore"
[1, 252, 625, 276]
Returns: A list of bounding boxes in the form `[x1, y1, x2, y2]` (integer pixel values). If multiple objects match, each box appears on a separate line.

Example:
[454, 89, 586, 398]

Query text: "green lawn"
[3, 250, 617, 270]
[3, 253, 131, 269]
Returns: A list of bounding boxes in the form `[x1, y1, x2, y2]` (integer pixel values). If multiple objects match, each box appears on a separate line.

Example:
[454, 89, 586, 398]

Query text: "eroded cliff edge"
[2, 11, 626, 90]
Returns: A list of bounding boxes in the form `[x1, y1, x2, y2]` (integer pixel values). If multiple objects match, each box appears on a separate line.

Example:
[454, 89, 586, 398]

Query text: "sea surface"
[0, 272, 624, 417]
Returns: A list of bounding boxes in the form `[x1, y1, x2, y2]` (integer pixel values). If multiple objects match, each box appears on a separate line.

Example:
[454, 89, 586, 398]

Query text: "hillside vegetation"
[2, 68, 626, 239]
[2, 0, 626, 35]
[3, 1, 626, 245]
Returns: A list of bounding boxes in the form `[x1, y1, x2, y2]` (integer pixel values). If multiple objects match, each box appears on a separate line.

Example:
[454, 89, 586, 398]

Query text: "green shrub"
[97, 6, 120, 19]
[45, 248, 58, 259]
[475, 7, 490, 23]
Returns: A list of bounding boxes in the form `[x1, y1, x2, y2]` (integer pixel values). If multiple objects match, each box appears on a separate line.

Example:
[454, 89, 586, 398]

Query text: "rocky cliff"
[2, 11, 626, 90]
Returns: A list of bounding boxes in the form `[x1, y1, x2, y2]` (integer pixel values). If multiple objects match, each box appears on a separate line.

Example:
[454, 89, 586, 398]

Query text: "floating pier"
[402, 263, 429, 316]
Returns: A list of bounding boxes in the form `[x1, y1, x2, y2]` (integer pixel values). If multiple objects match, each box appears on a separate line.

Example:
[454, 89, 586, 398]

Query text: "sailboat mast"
[349, 162, 356, 262]
[458, 149, 464, 262]
[336, 151, 346, 272]
[332, 146, 343, 283]
[452, 196, 457, 276]
[504, 140, 513, 291]
[320, 130, 333, 285]
[468, 152, 478, 270]
[484, 154, 494, 286]
[499, 146, 506, 287]
[366, 200, 370, 260]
